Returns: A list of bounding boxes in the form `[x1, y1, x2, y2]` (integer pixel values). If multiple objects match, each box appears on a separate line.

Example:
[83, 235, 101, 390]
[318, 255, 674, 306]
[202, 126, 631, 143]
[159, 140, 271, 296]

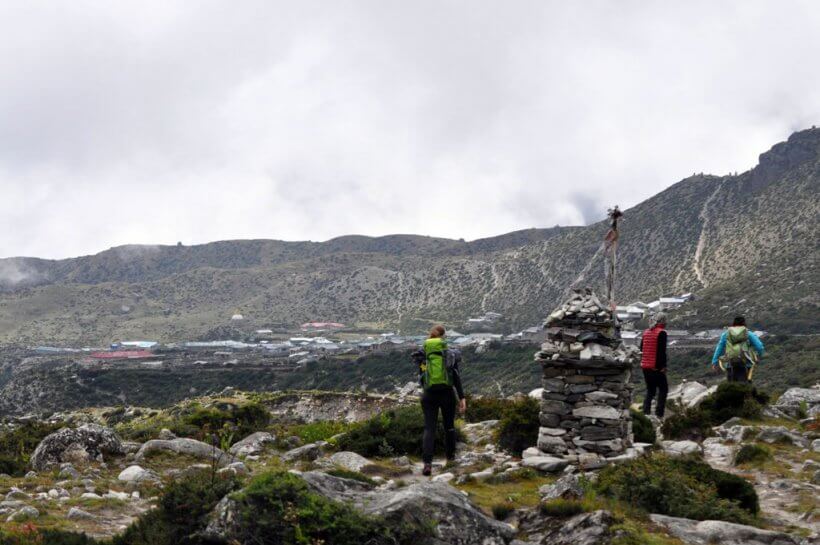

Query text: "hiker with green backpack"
[412, 325, 466, 476]
[711, 316, 765, 382]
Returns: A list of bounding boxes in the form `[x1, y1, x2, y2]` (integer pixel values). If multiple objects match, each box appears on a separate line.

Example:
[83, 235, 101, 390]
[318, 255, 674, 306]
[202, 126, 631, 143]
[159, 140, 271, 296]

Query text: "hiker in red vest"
[640, 312, 669, 418]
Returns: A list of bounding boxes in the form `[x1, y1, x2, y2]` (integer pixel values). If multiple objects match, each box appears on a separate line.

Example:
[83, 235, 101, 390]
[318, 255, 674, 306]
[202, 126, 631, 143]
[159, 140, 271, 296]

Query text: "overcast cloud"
[1, 0, 819, 259]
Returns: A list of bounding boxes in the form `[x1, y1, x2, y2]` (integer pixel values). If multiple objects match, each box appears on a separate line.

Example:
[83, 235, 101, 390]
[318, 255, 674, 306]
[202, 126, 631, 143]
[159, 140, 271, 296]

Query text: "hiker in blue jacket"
[711, 316, 764, 383]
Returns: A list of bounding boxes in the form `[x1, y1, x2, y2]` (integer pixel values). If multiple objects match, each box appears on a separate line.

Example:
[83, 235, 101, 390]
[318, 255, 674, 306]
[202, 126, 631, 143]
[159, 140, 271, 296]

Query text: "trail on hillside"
[481, 262, 500, 313]
[395, 270, 406, 331]
[694, 182, 724, 287]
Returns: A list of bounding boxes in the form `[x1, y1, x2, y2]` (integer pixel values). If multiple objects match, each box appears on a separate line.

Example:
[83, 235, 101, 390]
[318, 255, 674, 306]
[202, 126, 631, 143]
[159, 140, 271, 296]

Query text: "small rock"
[432, 472, 455, 483]
[6, 506, 39, 522]
[281, 442, 322, 462]
[521, 456, 569, 473]
[158, 428, 177, 440]
[118, 465, 160, 483]
[539, 473, 585, 500]
[67, 507, 95, 520]
[756, 426, 809, 448]
[328, 451, 373, 472]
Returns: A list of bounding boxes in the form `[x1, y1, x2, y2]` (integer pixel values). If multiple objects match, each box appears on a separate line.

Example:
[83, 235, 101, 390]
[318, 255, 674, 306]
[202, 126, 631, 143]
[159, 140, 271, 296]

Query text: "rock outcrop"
[206, 471, 515, 544]
[773, 386, 820, 418]
[135, 438, 231, 467]
[650, 514, 801, 545]
[30, 424, 124, 470]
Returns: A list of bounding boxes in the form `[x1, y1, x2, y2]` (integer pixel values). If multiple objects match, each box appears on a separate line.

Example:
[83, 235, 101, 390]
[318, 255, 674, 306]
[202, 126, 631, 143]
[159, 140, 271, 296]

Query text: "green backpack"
[421, 337, 453, 389]
[724, 326, 752, 366]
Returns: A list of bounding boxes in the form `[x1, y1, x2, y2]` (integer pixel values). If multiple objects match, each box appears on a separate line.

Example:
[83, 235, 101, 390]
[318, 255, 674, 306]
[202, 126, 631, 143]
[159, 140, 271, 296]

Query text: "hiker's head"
[732, 316, 746, 326]
[429, 325, 445, 339]
[654, 312, 667, 326]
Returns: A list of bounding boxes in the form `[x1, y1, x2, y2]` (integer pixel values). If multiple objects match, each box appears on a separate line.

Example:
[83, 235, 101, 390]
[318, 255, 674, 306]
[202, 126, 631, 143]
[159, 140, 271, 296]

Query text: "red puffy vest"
[640, 324, 666, 370]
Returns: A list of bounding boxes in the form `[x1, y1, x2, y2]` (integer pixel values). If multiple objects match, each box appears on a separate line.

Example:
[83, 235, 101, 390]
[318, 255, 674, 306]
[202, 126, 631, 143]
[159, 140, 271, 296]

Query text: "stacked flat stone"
[535, 288, 640, 469]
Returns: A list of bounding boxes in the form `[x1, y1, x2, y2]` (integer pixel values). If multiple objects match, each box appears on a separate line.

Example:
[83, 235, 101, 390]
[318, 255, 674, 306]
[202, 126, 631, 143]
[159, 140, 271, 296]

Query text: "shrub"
[289, 421, 354, 444]
[336, 406, 461, 457]
[496, 397, 540, 457]
[491, 502, 514, 520]
[699, 383, 768, 423]
[177, 402, 270, 441]
[0, 527, 98, 545]
[661, 406, 712, 441]
[112, 469, 239, 545]
[464, 396, 514, 422]
[630, 409, 656, 444]
[539, 498, 586, 517]
[225, 471, 430, 544]
[662, 383, 769, 441]
[0, 422, 63, 476]
[734, 444, 772, 466]
[595, 453, 757, 523]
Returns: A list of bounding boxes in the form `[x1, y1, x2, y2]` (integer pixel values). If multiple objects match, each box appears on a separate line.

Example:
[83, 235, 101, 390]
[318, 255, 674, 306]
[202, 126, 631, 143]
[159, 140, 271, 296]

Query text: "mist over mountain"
[0, 128, 817, 344]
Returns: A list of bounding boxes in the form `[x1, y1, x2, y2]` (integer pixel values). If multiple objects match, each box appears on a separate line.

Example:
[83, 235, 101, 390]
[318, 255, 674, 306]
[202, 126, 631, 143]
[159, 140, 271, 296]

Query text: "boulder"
[812, 439, 820, 453]
[462, 420, 499, 444]
[702, 438, 734, 468]
[281, 442, 322, 462]
[661, 440, 702, 457]
[6, 506, 39, 522]
[328, 451, 373, 472]
[135, 438, 231, 467]
[206, 471, 514, 545]
[650, 514, 800, 545]
[755, 427, 809, 448]
[521, 456, 569, 473]
[30, 424, 124, 471]
[229, 432, 276, 457]
[773, 387, 820, 418]
[538, 510, 615, 545]
[67, 507, 95, 520]
[539, 473, 585, 501]
[118, 465, 160, 483]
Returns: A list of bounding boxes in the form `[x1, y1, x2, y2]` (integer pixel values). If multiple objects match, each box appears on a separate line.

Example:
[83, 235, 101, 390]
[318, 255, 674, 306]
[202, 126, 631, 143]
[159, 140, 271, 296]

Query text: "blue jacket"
[711, 329, 764, 366]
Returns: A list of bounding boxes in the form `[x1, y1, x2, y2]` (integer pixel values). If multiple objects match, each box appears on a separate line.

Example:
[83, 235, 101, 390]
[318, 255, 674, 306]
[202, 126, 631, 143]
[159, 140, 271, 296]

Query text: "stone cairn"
[534, 288, 640, 469]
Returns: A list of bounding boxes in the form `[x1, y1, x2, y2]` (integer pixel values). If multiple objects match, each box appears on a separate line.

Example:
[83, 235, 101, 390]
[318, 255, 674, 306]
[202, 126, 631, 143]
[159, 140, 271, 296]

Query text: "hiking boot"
[422, 464, 432, 477]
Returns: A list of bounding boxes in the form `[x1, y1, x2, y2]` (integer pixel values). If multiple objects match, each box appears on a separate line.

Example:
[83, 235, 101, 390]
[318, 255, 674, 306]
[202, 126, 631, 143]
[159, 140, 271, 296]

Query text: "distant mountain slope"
[0, 128, 817, 344]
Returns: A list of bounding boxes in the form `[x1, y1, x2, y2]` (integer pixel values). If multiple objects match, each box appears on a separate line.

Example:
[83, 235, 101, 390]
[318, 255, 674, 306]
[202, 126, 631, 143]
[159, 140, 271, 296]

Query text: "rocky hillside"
[0, 129, 817, 344]
[0, 385, 818, 544]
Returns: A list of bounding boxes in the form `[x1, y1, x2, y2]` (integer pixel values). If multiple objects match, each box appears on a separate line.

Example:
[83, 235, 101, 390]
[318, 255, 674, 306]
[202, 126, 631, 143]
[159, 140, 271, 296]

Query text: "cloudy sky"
[1, 1, 818, 259]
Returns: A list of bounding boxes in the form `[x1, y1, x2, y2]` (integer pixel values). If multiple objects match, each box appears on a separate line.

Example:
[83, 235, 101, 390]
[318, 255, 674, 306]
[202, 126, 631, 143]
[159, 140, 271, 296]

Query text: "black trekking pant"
[726, 365, 749, 383]
[642, 369, 668, 418]
[421, 386, 457, 464]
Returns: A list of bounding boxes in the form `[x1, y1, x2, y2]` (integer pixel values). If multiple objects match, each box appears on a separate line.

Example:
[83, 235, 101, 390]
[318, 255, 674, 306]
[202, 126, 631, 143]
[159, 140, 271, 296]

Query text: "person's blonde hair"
[429, 325, 445, 338]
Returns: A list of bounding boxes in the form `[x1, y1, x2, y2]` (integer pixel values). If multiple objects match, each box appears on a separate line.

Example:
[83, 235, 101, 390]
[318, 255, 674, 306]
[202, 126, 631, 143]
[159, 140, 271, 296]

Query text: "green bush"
[0, 421, 63, 476]
[662, 383, 769, 441]
[699, 383, 769, 423]
[112, 469, 239, 545]
[734, 444, 772, 466]
[0, 528, 98, 545]
[464, 396, 514, 422]
[496, 397, 540, 457]
[177, 402, 270, 441]
[539, 498, 586, 517]
[661, 406, 712, 441]
[224, 471, 430, 544]
[491, 502, 514, 520]
[288, 421, 354, 444]
[595, 453, 758, 523]
[336, 406, 461, 457]
[630, 409, 656, 444]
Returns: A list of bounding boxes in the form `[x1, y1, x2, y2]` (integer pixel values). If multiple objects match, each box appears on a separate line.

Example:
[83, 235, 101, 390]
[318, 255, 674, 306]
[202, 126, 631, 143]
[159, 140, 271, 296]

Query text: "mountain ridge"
[0, 128, 817, 343]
